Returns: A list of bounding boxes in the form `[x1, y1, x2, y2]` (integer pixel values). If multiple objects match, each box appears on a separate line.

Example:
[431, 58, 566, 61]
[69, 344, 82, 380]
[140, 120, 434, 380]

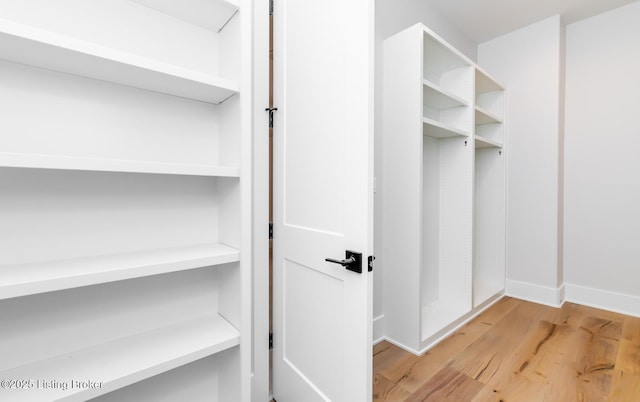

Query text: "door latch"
[325, 250, 362, 274]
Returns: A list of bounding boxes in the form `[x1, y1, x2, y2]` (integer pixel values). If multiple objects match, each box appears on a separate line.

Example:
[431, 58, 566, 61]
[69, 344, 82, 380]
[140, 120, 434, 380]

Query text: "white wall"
[564, 1, 640, 316]
[374, 0, 475, 340]
[478, 16, 565, 306]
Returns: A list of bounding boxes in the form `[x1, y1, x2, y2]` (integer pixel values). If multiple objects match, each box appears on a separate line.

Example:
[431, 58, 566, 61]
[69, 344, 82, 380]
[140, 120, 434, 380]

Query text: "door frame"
[252, 0, 270, 401]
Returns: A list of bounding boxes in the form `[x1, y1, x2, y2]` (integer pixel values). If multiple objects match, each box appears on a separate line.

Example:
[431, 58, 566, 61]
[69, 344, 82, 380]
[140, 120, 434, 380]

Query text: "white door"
[272, 0, 374, 401]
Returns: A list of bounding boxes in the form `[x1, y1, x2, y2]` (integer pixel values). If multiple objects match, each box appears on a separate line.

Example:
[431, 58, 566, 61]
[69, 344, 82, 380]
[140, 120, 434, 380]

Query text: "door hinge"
[269, 332, 273, 349]
[265, 107, 278, 128]
[368, 255, 375, 272]
[269, 0, 274, 15]
[269, 222, 273, 239]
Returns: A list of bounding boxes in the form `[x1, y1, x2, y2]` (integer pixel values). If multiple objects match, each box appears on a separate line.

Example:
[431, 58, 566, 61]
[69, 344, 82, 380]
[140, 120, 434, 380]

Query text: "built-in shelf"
[423, 79, 468, 109]
[384, 23, 507, 353]
[423, 117, 469, 139]
[0, 18, 238, 104]
[475, 68, 503, 94]
[475, 106, 503, 125]
[475, 135, 503, 149]
[0, 152, 240, 177]
[0, 243, 240, 300]
[0, 314, 239, 402]
[130, 0, 239, 32]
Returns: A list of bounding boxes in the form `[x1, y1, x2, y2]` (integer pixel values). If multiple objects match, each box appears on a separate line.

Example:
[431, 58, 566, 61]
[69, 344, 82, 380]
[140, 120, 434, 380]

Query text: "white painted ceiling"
[426, 0, 639, 42]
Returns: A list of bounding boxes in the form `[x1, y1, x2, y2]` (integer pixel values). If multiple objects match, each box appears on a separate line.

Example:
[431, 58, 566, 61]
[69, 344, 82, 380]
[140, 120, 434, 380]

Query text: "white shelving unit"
[382, 23, 506, 353]
[473, 68, 506, 308]
[0, 0, 253, 400]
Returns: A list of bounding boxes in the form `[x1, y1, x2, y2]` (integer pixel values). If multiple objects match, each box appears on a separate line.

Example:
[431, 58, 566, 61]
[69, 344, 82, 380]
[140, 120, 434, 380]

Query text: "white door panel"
[272, 0, 374, 400]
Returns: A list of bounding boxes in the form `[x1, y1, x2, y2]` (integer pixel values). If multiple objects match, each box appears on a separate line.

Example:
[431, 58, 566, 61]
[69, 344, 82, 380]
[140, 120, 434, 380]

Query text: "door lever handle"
[325, 250, 362, 274]
[325, 256, 356, 266]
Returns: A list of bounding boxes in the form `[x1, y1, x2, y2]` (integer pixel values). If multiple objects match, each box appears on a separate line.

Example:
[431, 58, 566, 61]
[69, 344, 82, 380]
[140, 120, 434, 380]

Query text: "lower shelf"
[0, 243, 240, 300]
[0, 314, 239, 402]
[474, 135, 503, 149]
[421, 300, 470, 341]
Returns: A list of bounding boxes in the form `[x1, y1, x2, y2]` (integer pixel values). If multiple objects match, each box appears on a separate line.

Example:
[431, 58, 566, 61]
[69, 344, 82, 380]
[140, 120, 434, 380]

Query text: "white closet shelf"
[0, 243, 240, 300]
[0, 314, 239, 402]
[475, 135, 503, 149]
[475, 106, 503, 125]
[131, 0, 239, 33]
[475, 68, 503, 94]
[423, 117, 469, 139]
[0, 18, 238, 104]
[423, 79, 468, 109]
[423, 30, 471, 74]
[0, 152, 240, 177]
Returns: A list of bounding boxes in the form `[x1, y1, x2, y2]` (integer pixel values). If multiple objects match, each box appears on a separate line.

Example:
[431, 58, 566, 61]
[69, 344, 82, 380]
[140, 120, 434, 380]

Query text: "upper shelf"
[0, 243, 240, 300]
[0, 152, 240, 177]
[475, 106, 503, 125]
[423, 29, 470, 76]
[130, 0, 239, 32]
[0, 314, 239, 401]
[423, 79, 468, 110]
[475, 68, 503, 94]
[0, 18, 238, 104]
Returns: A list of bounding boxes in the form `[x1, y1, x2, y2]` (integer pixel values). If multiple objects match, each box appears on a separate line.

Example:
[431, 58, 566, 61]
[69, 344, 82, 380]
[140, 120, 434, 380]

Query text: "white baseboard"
[565, 283, 640, 317]
[373, 314, 385, 345]
[505, 279, 564, 307]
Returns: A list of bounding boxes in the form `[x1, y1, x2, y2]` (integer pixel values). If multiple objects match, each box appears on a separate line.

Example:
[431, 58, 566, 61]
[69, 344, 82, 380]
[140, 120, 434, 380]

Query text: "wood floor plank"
[574, 315, 622, 400]
[608, 371, 640, 401]
[374, 341, 414, 375]
[608, 315, 640, 401]
[373, 374, 411, 402]
[404, 366, 484, 402]
[450, 300, 557, 383]
[616, 314, 640, 373]
[472, 318, 575, 401]
[380, 297, 521, 393]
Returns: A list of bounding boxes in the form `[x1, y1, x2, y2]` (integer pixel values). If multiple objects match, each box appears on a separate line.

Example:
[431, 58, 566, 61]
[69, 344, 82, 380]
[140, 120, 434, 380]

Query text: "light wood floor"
[373, 297, 640, 401]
